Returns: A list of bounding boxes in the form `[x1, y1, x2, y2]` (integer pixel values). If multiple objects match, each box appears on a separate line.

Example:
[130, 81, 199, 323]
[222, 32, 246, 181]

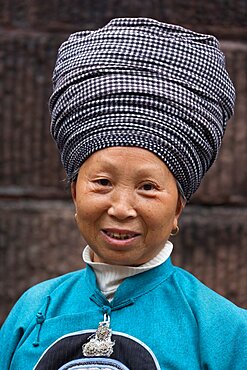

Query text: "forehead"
[82, 147, 171, 173]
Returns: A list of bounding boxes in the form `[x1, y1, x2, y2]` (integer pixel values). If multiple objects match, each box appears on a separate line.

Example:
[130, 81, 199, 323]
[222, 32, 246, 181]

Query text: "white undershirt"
[82, 241, 173, 300]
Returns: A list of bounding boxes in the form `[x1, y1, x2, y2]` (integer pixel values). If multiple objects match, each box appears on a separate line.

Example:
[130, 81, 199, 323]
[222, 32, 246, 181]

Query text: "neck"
[83, 241, 173, 300]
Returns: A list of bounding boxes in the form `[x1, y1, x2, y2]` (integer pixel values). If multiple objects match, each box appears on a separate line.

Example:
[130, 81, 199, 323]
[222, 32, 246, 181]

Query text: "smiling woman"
[0, 17, 246, 370]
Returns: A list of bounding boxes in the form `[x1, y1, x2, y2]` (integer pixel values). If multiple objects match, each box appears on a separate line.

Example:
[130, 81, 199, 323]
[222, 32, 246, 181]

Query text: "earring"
[170, 225, 179, 236]
[74, 213, 77, 220]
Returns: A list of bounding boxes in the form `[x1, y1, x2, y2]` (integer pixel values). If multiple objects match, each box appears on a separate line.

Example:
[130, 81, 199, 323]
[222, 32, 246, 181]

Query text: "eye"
[96, 178, 111, 187]
[140, 182, 156, 191]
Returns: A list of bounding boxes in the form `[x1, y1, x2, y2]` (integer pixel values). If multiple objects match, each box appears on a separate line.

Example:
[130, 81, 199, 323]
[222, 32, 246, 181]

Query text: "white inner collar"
[83, 241, 173, 300]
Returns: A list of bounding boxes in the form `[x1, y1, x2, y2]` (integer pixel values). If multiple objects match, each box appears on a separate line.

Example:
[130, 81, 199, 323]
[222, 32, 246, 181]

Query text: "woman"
[0, 18, 246, 370]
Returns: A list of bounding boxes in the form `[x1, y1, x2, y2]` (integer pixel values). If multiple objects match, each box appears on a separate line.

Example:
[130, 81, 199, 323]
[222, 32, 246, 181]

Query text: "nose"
[107, 188, 137, 220]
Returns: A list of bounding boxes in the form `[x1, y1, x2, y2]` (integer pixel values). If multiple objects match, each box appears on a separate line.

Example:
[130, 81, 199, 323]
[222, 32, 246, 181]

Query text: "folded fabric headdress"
[49, 18, 235, 200]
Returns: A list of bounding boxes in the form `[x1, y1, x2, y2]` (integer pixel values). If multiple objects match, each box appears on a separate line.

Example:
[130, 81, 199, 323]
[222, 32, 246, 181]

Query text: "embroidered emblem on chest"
[33, 329, 160, 369]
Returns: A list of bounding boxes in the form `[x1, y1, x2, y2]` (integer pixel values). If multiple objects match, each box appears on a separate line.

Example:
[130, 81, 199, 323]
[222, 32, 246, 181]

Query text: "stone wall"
[0, 0, 246, 324]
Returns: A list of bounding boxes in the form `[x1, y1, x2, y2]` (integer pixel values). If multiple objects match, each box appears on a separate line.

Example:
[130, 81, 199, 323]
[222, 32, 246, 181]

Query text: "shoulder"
[172, 265, 246, 316]
[20, 269, 85, 306]
[23, 269, 85, 300]
[171, 265, 247, 367]
[1, 269, 86, 330]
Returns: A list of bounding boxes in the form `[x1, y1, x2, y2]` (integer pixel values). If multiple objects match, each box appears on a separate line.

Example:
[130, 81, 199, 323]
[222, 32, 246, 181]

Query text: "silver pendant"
[82, 314, 115, 357]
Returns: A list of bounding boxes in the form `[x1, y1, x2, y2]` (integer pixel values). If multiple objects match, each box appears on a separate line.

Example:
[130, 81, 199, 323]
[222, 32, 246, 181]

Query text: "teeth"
[106, 231, 135, 240]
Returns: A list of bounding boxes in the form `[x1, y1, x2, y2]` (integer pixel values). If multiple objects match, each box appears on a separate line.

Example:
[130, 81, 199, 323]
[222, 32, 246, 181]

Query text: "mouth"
[102, 229, 141, 241]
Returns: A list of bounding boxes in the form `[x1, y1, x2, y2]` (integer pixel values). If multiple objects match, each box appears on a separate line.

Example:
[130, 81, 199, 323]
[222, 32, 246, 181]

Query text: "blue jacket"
[0, 258, 246, 369]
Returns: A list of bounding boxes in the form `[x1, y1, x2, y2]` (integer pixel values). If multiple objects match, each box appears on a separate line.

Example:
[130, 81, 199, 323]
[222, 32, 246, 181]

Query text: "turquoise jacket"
[0, 258, 246, 369]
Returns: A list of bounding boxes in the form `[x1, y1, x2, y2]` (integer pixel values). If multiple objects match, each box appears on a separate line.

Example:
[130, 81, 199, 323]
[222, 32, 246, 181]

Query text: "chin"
[93, 252, 146, 266]
[94, 256, 129, 265]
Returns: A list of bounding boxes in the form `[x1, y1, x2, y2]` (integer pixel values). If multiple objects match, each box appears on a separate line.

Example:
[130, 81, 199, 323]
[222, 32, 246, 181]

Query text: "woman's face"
[71, 147, 183, 266]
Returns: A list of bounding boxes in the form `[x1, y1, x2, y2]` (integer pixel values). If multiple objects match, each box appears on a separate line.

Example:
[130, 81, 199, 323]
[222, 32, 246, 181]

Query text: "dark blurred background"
[0, 0, 246, 325]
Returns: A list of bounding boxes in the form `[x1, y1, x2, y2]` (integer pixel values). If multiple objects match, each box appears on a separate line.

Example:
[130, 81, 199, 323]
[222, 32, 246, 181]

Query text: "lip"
[100, 228, 141, 248]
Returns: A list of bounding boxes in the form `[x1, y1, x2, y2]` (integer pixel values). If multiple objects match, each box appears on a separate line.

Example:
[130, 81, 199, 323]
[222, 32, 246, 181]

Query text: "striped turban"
[49, 18, 235, 200]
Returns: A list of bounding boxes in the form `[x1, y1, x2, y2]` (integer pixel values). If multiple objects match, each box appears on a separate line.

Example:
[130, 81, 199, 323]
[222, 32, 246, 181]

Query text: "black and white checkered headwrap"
[49, 18, 235, 200]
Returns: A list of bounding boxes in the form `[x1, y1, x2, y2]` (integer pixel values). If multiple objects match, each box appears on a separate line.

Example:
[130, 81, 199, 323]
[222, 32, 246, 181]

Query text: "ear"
[71, 181, 77, 205]
[176, 196, 184, 216]
[173, 196, 185, 229]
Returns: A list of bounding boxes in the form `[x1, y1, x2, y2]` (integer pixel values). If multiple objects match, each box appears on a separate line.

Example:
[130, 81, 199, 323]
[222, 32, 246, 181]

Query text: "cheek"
[76, 194, 108, 222]
[76, 198, 90, 219]
[75, 210, 96, 243]
[143, 202, 176, 232]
